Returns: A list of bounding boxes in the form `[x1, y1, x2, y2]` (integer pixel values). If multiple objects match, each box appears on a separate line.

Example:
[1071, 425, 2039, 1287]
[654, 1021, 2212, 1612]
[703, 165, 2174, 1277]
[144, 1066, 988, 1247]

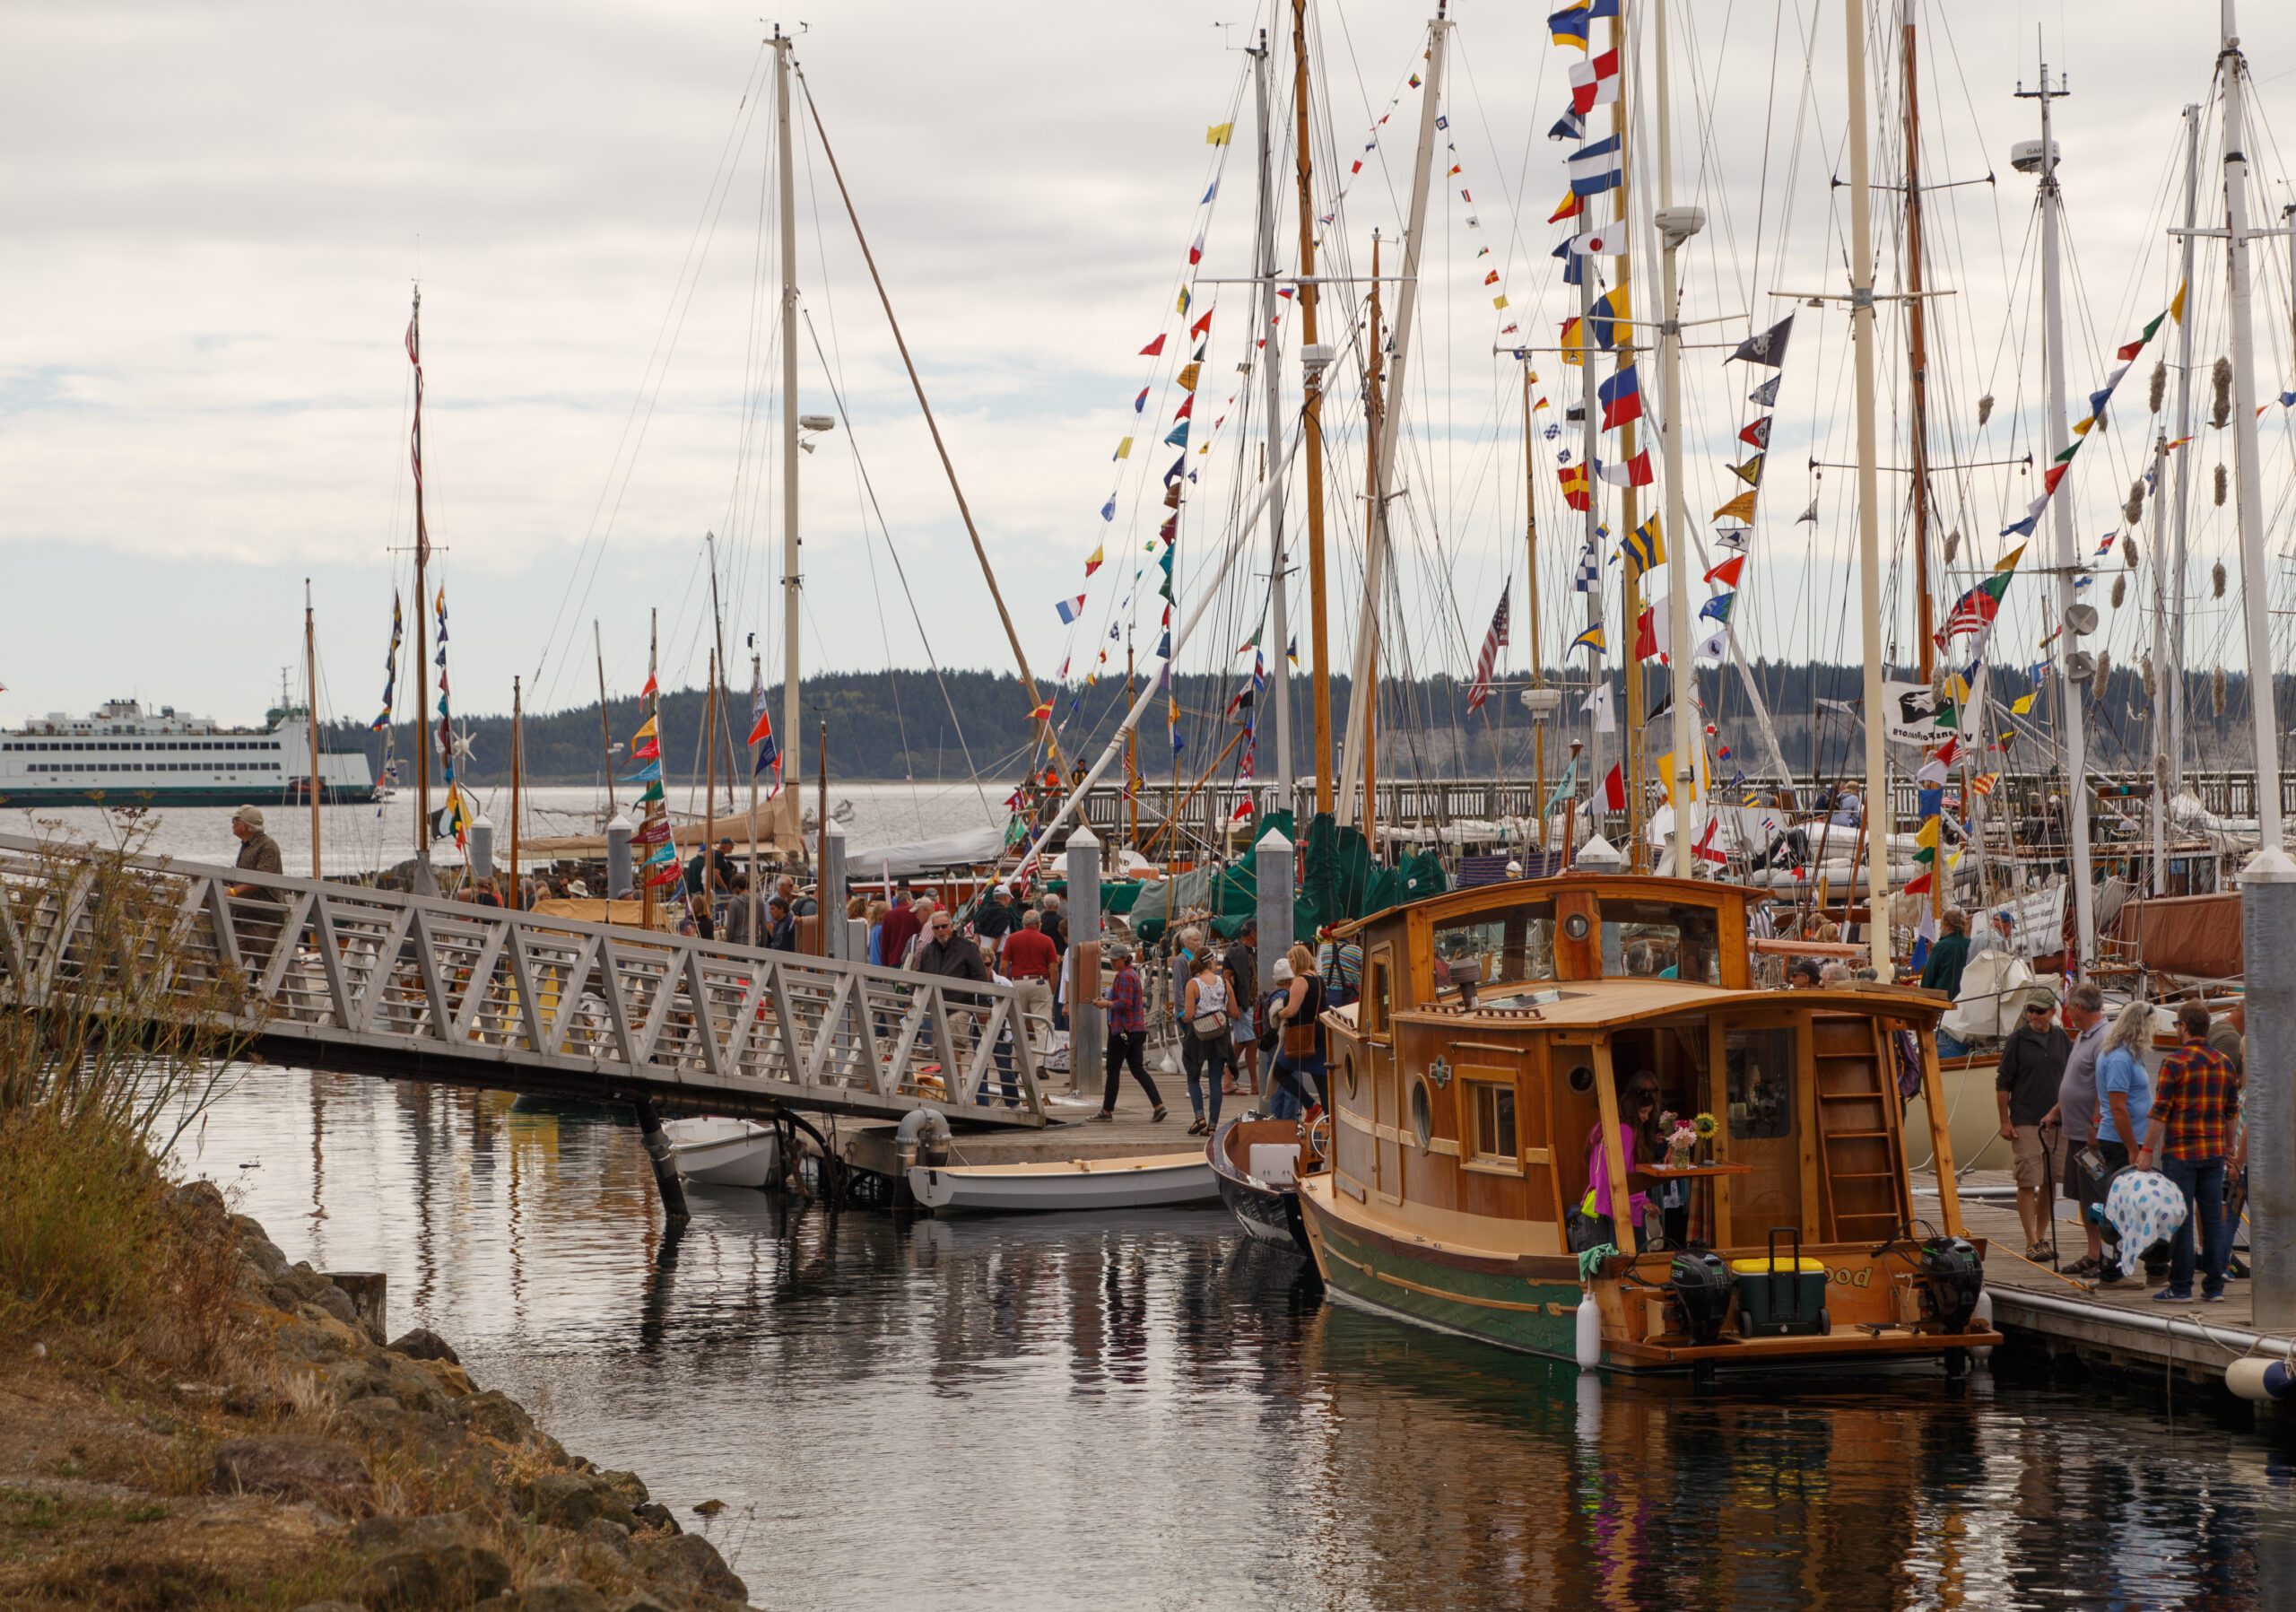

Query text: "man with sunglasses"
[1996, 992, 2070, 1259]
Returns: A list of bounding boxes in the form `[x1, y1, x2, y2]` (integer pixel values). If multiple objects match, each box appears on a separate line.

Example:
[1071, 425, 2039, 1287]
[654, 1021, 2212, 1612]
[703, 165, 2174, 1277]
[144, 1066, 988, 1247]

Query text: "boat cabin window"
[1431, 902, 1557, 993]
[1363, 950, 1393, 1036]
[1462, 1076, 1519, 1171]
[1410, 1076, 1433, 1150]
[1598, 898, 1722, 984]
[1726, 1027, 1796, 1139]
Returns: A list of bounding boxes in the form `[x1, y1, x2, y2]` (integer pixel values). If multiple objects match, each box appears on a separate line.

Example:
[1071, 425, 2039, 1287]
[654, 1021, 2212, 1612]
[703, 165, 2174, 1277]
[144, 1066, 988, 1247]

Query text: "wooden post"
[641, 609, 657, 933]
[1592, 1041, 1637, 1258]
[1361, 235, 1383, 854]
[816, 714, 830, 954]
[1918, 1026, 1965, 1234]
[702, 648, 718, 925]
[1292, 0, 1335, 815]
[631, 1094, 690, 1223]
[303, 580, 322, 879]
[1524, 365, 1547, 856]
[509, 676, 523, 909]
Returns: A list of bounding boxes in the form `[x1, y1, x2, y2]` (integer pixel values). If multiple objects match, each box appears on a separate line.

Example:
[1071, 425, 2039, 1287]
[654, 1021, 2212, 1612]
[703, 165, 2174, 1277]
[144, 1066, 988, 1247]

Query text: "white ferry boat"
[0, 698, 375, 808]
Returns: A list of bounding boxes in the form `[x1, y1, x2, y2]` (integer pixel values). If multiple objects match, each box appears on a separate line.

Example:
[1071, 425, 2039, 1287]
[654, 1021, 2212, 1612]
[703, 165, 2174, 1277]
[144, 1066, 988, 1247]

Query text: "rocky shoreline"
[0, 1182, 754, 1612]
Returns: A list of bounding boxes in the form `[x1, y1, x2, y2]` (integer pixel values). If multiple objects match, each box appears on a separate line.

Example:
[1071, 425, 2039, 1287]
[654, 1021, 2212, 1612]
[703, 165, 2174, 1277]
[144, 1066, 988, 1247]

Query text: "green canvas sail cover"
[1124, 811, 1446, 945]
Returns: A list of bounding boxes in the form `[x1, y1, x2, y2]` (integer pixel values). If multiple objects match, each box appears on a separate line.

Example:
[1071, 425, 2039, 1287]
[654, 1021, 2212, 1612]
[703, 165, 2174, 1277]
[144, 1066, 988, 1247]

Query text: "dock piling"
[1066, 826, 1104, 1101]
[2241, 847, 2296, 1330]
[629, 1095, 691, 1224]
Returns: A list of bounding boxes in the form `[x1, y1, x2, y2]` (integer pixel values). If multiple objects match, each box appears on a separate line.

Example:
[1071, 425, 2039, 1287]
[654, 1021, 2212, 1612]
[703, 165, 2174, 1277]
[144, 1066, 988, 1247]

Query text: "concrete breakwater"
[0, 1181, 754, 1612]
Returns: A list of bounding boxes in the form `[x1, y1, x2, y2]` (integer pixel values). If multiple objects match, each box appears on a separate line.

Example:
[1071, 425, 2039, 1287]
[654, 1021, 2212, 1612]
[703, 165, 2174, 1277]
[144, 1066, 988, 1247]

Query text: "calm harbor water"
[180, 1066, 2296, 1611]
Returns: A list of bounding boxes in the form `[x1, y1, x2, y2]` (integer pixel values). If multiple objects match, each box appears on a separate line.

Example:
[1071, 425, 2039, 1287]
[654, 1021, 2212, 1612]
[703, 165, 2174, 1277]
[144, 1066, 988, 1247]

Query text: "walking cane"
[2039, 1118, 2061, 1271]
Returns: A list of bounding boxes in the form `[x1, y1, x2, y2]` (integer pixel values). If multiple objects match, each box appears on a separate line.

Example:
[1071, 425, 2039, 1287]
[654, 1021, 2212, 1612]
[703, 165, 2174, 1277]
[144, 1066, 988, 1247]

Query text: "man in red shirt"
[876, 886, 922, 973]
[1000, 910, 1059, 1052]
[2138, 1000, 2244, 1303]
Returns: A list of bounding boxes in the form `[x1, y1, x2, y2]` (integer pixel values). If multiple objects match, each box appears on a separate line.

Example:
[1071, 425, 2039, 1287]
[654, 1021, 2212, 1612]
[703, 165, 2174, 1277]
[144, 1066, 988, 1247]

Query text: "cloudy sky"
[7, 0, 2296, 739]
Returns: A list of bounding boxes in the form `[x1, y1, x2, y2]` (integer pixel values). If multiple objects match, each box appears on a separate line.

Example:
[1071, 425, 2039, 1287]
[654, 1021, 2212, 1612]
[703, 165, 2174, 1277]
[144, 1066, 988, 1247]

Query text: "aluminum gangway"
[0, 833, 1049, 1136]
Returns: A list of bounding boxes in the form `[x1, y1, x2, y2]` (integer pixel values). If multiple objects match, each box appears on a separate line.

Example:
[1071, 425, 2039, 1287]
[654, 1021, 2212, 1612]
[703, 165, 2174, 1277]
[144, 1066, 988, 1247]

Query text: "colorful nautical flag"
[1622, 515, 1665, 576]
[1740, 416, 1773, 449]
[1749, 374, 1781, 407]
[1602, 761, 1627, 811]
[1549, 190, 1584, 223]
[1713, 489, 1758, 524]
[1568, 134, 1625, 196]
[1596, 449, 1653, 487]
[1588, 284, 1631, 351]
[1700, 591, 1736, 624]
[1085, 545, 1104, 577]
[1598, 363, 1643, 430]
[1547, 3, 1590, 49]
[1206, 122, 1234, 145]
[1140, 334, 1166, 358]
[1569, 48, 1622, 115]
[1056, 594, 1087, 625]
[370, 590, 402, 733]
[1570, 623, 1607, 657]
[1704, 553, 1746, 588]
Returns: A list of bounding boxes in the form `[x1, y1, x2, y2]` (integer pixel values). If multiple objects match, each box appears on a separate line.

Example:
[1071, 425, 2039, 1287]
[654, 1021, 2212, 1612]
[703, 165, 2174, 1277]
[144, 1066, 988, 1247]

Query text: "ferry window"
[1410, 1077, 1433, 1150]
[1463, 1078, 1519, 1169]
[1364, 953, 1392, 1036]
[1726, 1027, 1796, 1140]
[1431, 902, 1557, 990]
[1598, 899, 1722, 984]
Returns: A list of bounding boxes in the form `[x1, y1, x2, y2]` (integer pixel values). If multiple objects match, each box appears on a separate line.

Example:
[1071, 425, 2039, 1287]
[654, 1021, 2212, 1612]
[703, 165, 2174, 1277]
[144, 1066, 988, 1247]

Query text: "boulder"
[517, 1471, 638, 1532]
[352, 1512, 483, 1553]
[388, 1327, 462, 1365]
[290, 1603, 366, 1612]
[480, 1584, 611, 1612]
[212, 1434, 373, 1512]
[594, 1469, 650, 1509]
[352, 1542, 511, 1610]
[457, 1390, 540, 1446]
[631, 1533, 748, 1604]
[631, 1502, 681, 1536]
[612, 1597, 679, 1612]
[582, 1517, 634, 1555]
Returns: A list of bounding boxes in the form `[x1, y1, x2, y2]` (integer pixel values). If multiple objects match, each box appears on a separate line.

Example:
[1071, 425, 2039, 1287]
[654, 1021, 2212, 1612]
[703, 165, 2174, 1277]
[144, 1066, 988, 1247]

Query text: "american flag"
[1465, 584, 1512, 713]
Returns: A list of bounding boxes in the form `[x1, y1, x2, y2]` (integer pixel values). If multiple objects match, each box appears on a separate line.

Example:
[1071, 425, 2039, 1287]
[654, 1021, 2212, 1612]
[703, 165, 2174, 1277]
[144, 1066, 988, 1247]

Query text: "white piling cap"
[468, 815, 493, 831]
[1256, 827, 1294, 852]
[606, 814, 633, 833]
[1575, 833, 1625, 868]
[2240, 845, 2296, 884]
[1065, 825, 1100, 850]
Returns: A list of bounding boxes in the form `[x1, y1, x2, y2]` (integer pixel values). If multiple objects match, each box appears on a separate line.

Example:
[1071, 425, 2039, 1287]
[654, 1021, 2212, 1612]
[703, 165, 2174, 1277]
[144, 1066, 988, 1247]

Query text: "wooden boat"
[1296, 872, 2002, 1375]
[665, 1116, 779, 1189]
[1206, 1116, 1320, 1255]
[907, 1151, 1217, 1213]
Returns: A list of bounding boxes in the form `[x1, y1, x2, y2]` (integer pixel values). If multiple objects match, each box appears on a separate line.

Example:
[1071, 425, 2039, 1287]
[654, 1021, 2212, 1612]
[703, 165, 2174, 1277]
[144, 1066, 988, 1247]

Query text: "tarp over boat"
[847, 824, 1007, 879]
[2113, 890, 2243, 980]
[1124, 812, 1448, 945]
[522, 791, 803, 858]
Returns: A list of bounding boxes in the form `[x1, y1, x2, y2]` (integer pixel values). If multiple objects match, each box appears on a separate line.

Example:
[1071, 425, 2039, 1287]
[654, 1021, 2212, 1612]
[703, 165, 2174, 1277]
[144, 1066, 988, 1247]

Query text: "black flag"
[1729, 313, 1796, 366]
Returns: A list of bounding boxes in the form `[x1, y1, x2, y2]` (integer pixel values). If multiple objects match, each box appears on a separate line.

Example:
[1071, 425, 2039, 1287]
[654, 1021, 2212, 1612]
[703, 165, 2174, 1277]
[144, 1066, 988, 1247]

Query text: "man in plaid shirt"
[2137, 1000, 2244, 1302]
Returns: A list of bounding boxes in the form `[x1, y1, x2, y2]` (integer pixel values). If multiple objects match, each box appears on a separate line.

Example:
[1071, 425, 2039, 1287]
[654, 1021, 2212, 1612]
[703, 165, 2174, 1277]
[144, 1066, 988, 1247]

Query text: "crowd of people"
[1994, 980, 2248, 1303]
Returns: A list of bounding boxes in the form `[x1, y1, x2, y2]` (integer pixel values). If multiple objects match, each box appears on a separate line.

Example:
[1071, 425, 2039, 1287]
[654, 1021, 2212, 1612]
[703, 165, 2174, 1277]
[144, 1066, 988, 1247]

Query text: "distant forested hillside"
[334, 661, 2286, 789]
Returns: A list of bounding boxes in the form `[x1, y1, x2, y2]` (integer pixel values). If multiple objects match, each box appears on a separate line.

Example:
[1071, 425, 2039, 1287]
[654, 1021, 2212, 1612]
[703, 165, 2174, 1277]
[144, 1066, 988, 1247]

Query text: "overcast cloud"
[6, 0, 2295, 732]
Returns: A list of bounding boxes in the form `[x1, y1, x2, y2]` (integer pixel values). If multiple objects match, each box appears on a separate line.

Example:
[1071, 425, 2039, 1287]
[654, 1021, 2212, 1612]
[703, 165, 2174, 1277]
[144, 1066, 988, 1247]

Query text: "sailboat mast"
[1904, 11, 1935, 680]
[642, 608, 658, 932]
[2170, 101, 2200, 802]
[703, 646, 719, 911]
[1654, 0, 1700, 877]
[595, 621, 616, 818]
[304, 580, 322, 879]
[1845, 0, 1892, 975]
[1613, 7, 1645, 874]
[1251, 30, 1293, 807]
[1292, 0, 1334, 815]
[748, 653, 764, 945]
[408, 287, 432, 887]
[1334, 5, 1448, 827]
[2217, 13, 2283, 851]
[509, 675, 523, 908]
[2022, 59, 2095, 969]
[775, 29, 803, 788]
[1361, 238, 1384, 849]
[1524, 363, 1548, 854]
[1577, 197, 1605, 841]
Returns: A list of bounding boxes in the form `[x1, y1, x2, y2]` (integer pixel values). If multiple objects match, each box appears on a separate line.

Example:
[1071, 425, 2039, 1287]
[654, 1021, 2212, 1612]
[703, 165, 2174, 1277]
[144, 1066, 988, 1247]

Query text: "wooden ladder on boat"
[1810, 1016, 1910, 1242]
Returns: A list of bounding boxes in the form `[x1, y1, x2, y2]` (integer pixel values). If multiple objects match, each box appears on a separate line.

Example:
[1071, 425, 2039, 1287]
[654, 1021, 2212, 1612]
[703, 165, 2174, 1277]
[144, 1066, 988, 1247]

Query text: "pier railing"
[0, 833, 1046, 1128]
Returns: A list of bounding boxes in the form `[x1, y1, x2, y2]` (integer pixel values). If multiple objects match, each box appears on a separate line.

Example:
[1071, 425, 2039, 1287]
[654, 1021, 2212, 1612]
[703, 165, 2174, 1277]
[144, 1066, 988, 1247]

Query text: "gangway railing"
[0, 833, 1047, 1128]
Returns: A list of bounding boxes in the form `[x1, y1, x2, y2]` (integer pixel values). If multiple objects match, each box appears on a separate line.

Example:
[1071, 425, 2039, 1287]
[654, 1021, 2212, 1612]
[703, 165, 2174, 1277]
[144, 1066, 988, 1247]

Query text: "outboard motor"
[1918, 1236, 1985, 1333]
[1666, 1251, 1733, 1346]
[894, 1108, 953, 1172]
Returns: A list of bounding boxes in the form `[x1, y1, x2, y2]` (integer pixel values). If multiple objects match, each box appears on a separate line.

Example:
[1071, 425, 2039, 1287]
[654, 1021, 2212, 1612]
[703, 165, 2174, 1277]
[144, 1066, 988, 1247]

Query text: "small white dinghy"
[908, 1151, 1218, 1213]
[665, 1117, 779, 1189]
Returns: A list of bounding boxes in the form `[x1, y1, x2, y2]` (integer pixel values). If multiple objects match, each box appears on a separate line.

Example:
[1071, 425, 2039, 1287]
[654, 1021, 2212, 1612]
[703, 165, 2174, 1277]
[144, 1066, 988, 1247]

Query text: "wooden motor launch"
[1295, 871, 2000, 1373]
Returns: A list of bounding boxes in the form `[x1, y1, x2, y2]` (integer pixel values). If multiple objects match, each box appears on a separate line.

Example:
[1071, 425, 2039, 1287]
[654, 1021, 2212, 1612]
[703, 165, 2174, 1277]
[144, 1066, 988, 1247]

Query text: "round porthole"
[1344, 1055, 1360, 1097]
[1411, 1077, 1433, 1149]
[1562, 911, 1592, 941]
[1567, 1062, 1596, 1095]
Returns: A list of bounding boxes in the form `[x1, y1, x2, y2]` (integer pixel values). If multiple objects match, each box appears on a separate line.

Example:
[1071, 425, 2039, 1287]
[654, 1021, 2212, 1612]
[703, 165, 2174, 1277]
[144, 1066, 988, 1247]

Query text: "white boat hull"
[667, 1117, 779, 1189]
[908, 1152, 1219, 1213]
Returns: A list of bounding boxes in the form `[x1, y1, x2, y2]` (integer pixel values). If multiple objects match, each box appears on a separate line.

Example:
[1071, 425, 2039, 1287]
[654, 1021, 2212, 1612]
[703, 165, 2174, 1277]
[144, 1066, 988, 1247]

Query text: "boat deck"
[1926, 1168, 2291, 1391]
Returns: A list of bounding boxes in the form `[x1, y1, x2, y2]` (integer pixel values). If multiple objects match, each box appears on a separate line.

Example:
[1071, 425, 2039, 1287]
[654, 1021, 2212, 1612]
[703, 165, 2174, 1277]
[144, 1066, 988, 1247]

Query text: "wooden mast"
[1524, 366, 1547, 854]
[1361, 235, 1384, 853]
[304, 579, 321, 879]
[1902, 10, 1944, 927]
[1126, 638, 1140, 850]
[509, 675, 523, 909]
[595, 621, 616, 819]
[702, 647, 718, 924]
[641, 609, 658, 932]
[407, 287, 432, 888]
[1612, 5, 1644, 874]
[1292, 0, 1335, 815]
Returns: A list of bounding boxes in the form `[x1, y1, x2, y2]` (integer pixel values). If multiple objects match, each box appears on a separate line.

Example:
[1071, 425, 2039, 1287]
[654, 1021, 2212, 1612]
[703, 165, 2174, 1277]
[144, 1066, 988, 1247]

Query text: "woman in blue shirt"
[2094, 1000, 2158, 1281]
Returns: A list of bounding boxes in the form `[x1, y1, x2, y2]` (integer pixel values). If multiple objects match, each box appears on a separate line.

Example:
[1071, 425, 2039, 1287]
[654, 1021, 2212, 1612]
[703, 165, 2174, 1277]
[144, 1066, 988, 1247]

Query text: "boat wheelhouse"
[1297, 872, 1998, 1373]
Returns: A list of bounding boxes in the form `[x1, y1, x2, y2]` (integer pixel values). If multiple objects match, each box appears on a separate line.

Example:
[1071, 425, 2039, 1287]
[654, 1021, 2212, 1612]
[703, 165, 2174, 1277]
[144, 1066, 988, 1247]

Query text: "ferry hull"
[0, 785, 373, 808]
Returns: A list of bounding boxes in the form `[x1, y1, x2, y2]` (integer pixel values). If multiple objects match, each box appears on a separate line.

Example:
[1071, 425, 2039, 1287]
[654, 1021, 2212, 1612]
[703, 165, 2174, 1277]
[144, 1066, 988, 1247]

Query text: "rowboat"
[1297, 871, 2001, 1375]
[1207, 1116, 1318, 1256]
[907, 1151, 1218, 1213]
[665, 1116, 780, 1189]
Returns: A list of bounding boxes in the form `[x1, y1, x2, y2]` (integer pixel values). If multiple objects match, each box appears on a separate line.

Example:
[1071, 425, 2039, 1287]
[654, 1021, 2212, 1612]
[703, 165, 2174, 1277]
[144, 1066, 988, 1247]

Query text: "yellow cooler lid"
[1729, 1256, 1828, 1276]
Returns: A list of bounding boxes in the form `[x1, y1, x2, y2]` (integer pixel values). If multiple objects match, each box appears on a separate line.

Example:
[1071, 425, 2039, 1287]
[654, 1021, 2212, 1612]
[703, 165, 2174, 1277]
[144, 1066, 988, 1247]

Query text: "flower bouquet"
[1663, 1112, 1699, 1170]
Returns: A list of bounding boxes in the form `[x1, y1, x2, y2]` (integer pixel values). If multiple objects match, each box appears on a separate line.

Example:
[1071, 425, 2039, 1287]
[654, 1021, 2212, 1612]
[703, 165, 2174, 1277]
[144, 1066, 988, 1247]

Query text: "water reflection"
[183, 1067, 2294, 1610]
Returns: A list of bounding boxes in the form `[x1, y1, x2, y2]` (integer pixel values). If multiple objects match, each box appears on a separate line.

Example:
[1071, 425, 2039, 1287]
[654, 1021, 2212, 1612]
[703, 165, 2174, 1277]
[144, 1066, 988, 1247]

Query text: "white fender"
[1575, 1294, 1604, 1371]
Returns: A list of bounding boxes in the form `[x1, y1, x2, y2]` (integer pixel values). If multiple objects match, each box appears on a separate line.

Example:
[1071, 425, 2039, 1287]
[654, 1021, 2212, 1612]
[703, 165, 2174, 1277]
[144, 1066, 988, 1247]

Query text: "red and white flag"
[1602, 762, 1627, 811]
[1465, 583, 1512, 713]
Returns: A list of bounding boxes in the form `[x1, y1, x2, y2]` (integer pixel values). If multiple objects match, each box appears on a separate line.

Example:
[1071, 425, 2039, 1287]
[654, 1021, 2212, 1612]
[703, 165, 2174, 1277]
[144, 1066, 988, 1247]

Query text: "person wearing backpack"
[1267, 943, 1327, 1120]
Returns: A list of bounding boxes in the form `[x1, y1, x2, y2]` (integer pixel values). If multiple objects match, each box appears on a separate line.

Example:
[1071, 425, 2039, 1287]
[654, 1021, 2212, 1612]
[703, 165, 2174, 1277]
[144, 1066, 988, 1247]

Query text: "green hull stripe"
[1318, 1218, 1580, 1359]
